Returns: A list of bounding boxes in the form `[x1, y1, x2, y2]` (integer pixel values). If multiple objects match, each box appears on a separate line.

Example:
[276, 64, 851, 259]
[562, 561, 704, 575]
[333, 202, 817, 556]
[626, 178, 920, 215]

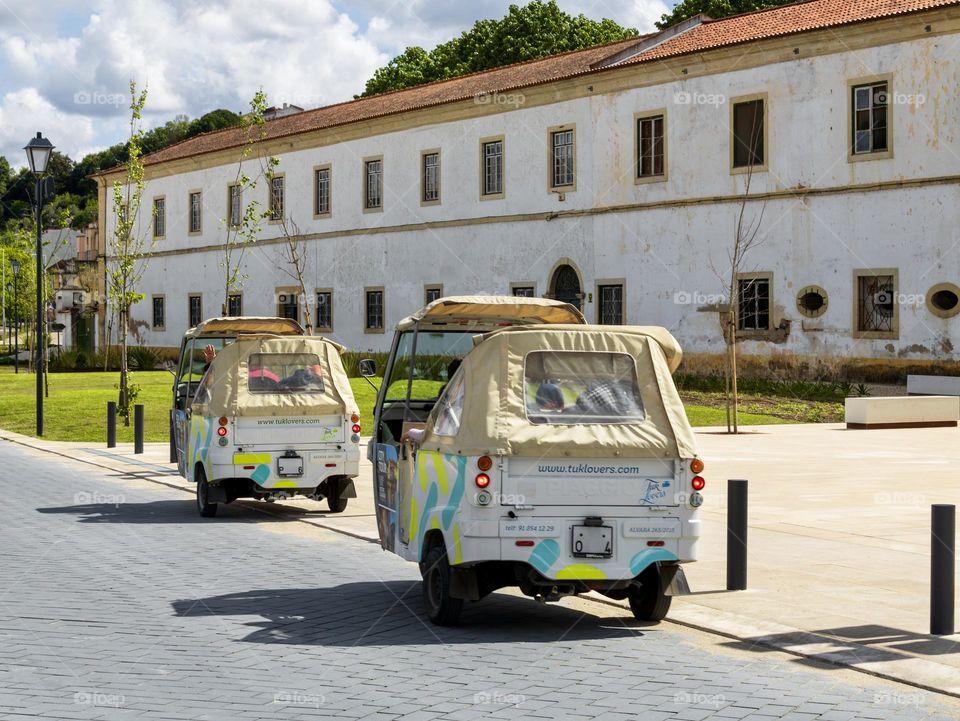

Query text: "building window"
[732, 97, 765, 170]
[153, 197, 165, 238]
[315, 290, 333, 330]
[365, 288, 384, 332]
[152, 296, 165, 330]
[481, 138, 504, 198]
[422, 151, 440, 204]
[796, 285, 828, 318]
[425, 285, 443, 304]
[227, 293, 242, 317]
[188, 294, 202, 328]
[228, 184, 242, 227]
[927, 283, 960, 319]
[364, 158, 382, 210]
[855, 271, 897, 336]
[738, 275, 771, 331]
[277, 289, 299, 322]
[550, 128, 574, 189]
[636, 113, 665, 179]
[598, 284, 624, 325]
[852, 81, 888, 155]
[512, 285, 535, 297]
[269, 175, 284, 219]
[314, 166, 331, 216]
[189, 191, 202, 233]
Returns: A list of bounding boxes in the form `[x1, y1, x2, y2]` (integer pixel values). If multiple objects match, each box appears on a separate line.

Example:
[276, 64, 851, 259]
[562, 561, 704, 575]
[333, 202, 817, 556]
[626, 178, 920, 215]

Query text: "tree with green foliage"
[361, 0, 637, 96]
[108, 81, 153, 425]
[657, 0, 796, 29]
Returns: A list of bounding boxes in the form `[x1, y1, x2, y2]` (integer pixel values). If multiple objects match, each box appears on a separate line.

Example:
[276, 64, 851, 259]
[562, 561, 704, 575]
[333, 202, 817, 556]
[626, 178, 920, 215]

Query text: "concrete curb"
[3, 428, 958, 699]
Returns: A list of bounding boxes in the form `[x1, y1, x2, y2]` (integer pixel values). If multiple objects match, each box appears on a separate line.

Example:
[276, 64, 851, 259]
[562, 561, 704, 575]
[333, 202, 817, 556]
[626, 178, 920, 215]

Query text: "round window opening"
[926, 283, 960, 318]
[932, 290, 959, 312]
[796, 285, 828, 318]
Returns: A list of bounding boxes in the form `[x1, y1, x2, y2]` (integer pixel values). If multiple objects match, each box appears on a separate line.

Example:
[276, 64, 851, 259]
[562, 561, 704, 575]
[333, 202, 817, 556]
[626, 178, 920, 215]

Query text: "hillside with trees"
[360, 0, 638, 97]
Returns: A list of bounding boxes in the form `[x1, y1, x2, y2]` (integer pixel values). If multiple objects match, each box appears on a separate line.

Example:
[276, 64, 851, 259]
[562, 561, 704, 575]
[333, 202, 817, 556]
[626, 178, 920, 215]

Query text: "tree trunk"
[119, 306, 130, 426]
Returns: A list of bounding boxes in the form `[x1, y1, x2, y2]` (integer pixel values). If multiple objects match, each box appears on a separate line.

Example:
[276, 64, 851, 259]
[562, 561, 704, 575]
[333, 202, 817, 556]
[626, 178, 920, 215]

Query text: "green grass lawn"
[0, 367, 792, 443]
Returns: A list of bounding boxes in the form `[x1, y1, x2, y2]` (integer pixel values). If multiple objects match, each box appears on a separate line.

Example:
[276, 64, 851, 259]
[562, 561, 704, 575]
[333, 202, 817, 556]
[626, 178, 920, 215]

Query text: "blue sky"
[0, 0, 670, 166]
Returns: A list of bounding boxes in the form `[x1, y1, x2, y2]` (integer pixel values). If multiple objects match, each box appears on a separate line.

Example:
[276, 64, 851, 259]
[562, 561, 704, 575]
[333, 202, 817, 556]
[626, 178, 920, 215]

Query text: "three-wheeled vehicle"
[364, 297, 703, 625]
[171, 317, 305, 470]
[182, 335, 361, 517]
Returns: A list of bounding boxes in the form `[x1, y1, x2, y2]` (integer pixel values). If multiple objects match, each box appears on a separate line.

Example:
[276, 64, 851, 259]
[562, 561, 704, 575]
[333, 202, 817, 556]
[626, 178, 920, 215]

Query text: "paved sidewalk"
[2, 422, 959, 698]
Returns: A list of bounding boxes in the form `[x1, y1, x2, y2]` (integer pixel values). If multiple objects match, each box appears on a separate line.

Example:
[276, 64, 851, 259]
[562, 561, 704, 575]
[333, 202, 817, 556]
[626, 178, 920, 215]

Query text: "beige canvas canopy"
[194, 336, 358, 418]
[184, 316, 305, 339]
[419, 325, 696, 459]
[397, 296, 585, 331]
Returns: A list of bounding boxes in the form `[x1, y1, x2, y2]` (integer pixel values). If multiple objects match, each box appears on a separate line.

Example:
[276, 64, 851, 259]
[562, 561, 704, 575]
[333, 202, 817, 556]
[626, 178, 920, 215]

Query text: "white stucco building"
[96, 0, 960, 369]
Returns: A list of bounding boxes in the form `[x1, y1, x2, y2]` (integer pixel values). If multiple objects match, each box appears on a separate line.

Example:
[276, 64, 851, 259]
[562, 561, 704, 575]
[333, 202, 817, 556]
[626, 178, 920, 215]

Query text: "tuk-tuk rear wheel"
[196, 470, 218, 518]
[326, 480, 348, 513]
[628, 565, 671, 621]
[422, 545, 463, 626]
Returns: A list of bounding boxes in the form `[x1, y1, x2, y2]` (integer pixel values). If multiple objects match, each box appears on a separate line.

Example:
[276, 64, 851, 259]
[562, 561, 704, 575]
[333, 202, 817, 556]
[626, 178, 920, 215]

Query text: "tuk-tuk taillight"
[690, 458, 704, 473]
[477, 455, 493, 471]
[351, 413, 360, 423]
[691, 476, 705, 491]
[218, 416, 228, 426]
[217, 427, 228, 437]
[475, 473, 491, 489]
[352, 424, 361, 434]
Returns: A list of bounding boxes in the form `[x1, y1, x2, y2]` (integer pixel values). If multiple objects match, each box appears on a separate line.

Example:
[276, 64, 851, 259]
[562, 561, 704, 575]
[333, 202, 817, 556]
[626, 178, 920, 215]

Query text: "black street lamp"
[24, 132, 54, 436]
[10, 258, 20, 374]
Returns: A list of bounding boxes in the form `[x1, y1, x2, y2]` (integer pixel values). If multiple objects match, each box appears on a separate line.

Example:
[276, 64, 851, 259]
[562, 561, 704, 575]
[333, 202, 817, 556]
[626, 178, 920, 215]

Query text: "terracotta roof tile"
[133, 0, 959, 170]
[139, 37, 642, 167]
[618, 0, 959, 64]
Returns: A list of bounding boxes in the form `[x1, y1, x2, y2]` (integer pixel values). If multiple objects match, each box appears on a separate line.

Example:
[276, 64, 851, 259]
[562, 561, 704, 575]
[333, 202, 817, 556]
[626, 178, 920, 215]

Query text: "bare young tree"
[711, 109, 766, 434]
[220, 90, 278, 311]
[271, 199, 312, 333]
[107, 81, 152, 425]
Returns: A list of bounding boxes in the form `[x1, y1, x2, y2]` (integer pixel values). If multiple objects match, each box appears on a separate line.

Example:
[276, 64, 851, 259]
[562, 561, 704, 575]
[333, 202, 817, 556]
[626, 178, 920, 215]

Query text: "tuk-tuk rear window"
[248, 353, 326, 394]
[523, 351, 645, 425]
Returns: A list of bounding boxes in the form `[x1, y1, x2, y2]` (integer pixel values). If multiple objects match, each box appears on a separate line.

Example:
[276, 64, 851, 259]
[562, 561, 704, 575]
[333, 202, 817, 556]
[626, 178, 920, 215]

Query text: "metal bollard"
[169, 420, 177, 464]
[106, 401, 116, 448]
[727, 479, 748, 591]
[134, 404, 144, 455]
[931, 504, 956, 636]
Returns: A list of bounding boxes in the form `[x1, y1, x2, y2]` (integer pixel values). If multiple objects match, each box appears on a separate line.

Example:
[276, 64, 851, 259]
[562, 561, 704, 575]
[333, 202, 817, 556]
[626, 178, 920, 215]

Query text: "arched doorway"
[550, 263, 582, 311]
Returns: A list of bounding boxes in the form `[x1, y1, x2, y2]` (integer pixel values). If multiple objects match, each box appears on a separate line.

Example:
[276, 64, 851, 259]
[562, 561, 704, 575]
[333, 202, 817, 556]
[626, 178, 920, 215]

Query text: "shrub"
[128, 346, 161, 371]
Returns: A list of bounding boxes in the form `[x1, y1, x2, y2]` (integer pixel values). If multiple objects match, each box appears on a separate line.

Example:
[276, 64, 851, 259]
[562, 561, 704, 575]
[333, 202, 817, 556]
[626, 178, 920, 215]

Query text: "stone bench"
[845, 395, 960, 429]
[907, 374, 960, 396]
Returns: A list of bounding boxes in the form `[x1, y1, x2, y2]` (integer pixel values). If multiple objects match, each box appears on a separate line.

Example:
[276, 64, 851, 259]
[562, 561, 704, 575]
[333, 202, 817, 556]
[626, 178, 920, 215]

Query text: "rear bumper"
[450, 515, 699, 580]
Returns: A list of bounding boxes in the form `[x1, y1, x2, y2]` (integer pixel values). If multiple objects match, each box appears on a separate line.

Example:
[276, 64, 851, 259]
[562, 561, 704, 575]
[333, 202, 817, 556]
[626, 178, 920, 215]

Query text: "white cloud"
[0, 87, 94, 166]
[1, 0, 388, 160]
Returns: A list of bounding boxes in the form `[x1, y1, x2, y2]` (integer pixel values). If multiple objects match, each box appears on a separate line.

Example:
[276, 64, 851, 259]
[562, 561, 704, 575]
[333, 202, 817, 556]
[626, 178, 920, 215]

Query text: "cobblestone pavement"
[1, 441, 958, 721]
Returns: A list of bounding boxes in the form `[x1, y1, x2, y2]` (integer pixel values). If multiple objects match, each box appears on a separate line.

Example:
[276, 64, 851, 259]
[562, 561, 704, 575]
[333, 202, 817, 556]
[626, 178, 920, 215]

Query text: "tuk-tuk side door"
[371, 330, 404, 553]
[172, 338, 195, 477]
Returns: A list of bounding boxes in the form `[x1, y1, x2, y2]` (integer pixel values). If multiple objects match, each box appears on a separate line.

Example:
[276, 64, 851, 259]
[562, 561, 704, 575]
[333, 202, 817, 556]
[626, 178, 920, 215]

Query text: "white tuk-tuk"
[365, 297, 703, 625]
[184, 335, 361, 517]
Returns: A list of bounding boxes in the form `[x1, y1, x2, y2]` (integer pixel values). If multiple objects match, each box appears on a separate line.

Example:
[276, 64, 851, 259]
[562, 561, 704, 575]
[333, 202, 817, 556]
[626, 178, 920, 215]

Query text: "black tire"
[628, 565, 671, 621]
[196, 469, 218, 518]
[326, 479, 348, 513]
[421, 544, 463, 626]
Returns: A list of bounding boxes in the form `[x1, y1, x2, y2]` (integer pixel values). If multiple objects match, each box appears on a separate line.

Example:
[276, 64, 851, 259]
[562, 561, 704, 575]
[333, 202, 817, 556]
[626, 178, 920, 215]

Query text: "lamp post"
[10, 258, 20, 374]
[24, 132, 54, 437]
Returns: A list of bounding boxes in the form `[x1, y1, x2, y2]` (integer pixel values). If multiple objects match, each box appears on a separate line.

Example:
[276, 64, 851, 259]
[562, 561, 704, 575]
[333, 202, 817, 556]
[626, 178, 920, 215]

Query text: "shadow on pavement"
[36, 500, 277, 524]
[172, 581, 649, 645]
[722, 623, 960, 667]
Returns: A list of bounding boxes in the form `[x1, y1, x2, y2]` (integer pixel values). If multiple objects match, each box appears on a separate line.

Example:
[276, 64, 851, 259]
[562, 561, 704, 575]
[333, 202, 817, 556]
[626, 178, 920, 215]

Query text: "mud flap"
[663, 565, 691, 597]
[449, 566, 481, 601]
[206, 484, 227, 504]
[340, 478, 357, 499]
